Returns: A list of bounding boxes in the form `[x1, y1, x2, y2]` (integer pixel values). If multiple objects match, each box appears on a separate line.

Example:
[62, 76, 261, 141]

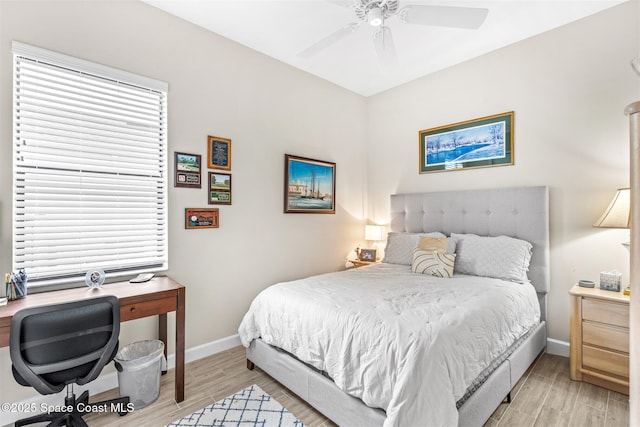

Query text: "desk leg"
[159, 313, 168, 374]
[176, 287, 186, 403]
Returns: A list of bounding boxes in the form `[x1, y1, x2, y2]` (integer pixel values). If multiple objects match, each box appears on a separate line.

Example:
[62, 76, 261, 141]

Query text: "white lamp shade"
[365, 225, 384, 241]
[593, 188, 631, 228]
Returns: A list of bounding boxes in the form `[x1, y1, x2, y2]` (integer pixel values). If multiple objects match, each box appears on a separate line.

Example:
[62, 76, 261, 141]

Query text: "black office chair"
[10, 295, 130, 426]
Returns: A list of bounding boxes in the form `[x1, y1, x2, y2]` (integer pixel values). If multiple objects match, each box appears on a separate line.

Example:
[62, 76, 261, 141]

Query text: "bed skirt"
[246, 321, 546, 427]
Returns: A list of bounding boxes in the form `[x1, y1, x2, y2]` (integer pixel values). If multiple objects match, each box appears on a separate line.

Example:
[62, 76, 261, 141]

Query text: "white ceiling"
[142, 0, 626, 96]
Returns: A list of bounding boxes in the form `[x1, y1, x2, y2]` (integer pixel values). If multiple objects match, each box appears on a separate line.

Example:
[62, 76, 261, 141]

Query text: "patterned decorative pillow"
[382, 232, 446, 265]
[411, 249, 456, 278]
[451, 233, 533, 283]
[418, 237, 456, 254]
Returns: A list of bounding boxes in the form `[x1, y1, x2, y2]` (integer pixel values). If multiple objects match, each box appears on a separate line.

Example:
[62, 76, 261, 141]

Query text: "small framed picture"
[208, 172, 232, 205]
[207, 135, 231, 170]
[174, 152, 201, 188]
[359, 249, 377, 261]
[185, 208, 219, 229]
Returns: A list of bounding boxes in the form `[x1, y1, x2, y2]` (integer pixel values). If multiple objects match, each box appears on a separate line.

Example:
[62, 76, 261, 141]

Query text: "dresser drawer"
[583, 345, 629, 378]
[583, 322, 629, 353]
[582, 298, 629, 328]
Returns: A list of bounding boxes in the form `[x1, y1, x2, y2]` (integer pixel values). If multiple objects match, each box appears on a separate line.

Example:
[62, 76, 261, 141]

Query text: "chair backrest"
[10, 295, 120, 395]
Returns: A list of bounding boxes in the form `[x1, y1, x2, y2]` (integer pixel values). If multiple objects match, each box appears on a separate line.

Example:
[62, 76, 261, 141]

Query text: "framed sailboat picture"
[284, 154, 336, 214]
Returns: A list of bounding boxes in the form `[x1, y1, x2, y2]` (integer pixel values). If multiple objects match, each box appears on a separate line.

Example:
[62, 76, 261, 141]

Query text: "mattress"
[238, 263, 541, 427]
[456, 324, 535, 409]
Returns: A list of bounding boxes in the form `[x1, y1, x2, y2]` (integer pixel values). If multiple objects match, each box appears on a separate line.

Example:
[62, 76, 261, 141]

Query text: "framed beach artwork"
[284, 154, 336, 214]
[419, 112, 514, 173]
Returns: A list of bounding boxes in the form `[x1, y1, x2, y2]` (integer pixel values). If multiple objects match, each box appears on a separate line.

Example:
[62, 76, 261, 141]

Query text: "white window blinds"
[13, 42, 168, 287]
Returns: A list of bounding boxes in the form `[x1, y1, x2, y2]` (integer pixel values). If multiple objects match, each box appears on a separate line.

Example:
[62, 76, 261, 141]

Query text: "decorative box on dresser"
[569, 284, 630, 394]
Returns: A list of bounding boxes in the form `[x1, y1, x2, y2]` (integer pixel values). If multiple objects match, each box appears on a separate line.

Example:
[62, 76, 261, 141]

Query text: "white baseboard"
[0, 334, 241, 426]
[546, 338, 570, 358]
[183, 334, 241, 365]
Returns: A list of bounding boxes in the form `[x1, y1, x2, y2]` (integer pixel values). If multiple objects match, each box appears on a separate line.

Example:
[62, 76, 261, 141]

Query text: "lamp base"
[622, 243, 630, 296]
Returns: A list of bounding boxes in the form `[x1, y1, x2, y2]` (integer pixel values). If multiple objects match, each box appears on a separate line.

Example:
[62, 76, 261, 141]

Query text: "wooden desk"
[0, 276, 186, 402]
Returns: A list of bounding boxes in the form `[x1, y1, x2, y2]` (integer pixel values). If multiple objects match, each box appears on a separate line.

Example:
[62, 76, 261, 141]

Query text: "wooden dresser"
[569, 284, 629, 394]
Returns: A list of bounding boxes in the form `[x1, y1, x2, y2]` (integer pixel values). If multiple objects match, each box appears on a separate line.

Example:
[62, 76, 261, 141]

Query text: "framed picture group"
[176, 141, 340, 227]
[176, 135, 233, 229]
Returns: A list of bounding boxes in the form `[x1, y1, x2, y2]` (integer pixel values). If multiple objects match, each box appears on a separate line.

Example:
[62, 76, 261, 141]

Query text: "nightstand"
[347, 259, 378, 268]
[569, 284, 629, 394]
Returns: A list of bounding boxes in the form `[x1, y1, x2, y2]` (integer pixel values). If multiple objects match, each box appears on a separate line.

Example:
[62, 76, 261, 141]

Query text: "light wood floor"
[83, 346, 628, 427]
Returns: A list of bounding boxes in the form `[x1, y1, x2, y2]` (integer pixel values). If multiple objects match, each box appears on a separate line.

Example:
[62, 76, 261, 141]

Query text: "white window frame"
[12, 42, 168, 289]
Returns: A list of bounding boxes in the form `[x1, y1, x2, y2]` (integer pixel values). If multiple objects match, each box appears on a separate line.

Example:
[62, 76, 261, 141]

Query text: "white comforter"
[238, 263, 540, 427]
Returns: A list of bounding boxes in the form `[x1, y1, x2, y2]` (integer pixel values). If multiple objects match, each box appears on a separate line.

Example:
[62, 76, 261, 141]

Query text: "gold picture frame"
[207, 135, 231, 170]
[284, 154, 336, 214]
[419, 111, 514, 173]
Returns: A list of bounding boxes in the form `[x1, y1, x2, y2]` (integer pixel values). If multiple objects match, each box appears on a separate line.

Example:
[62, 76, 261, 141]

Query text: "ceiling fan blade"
[399, 5, 488, 29]
[373, 26, 398, 69]
[324, 0, 354, 7]
[298, 23, 359, 58]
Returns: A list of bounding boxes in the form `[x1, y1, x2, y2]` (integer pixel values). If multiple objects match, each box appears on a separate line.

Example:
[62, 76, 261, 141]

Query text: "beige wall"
[0, 0, 638, 410]
[0, 0, 367, 404]
[366, 1, 640, 344]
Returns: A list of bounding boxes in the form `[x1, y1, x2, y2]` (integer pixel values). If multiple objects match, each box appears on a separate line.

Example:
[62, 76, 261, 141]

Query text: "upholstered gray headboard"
[390, 186, 550, 320]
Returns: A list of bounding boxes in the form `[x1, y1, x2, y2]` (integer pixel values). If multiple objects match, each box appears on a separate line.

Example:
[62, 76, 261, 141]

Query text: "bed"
[239, 186, 549, 427]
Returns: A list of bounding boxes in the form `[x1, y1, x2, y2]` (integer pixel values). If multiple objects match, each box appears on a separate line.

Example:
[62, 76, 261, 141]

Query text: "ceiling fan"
[298, 0, 489, 66]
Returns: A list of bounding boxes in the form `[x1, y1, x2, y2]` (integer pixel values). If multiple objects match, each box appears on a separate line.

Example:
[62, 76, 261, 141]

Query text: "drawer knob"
[130, 307, 136, 313]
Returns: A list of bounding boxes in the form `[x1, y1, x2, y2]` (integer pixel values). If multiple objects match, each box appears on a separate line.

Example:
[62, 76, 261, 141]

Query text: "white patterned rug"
[166, 384, 305, 427]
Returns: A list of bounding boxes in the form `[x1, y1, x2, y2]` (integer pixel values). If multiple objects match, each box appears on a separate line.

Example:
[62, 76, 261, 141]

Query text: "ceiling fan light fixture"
[368, 7, 383, 27]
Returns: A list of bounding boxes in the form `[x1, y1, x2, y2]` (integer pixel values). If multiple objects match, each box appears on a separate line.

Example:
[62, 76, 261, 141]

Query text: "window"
[13, 42, 168, 288]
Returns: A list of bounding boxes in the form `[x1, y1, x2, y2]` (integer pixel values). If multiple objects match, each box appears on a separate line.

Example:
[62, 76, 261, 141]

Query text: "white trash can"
[114, 340, 166, 409]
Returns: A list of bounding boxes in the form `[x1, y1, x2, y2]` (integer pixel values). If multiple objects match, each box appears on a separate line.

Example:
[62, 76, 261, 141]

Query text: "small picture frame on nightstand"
[359, 249, 377, 262]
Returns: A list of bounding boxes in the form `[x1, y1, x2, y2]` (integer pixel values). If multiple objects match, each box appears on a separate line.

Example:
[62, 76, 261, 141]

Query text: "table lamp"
[365, 225, 385, 260]
[593, 188, 630, 295]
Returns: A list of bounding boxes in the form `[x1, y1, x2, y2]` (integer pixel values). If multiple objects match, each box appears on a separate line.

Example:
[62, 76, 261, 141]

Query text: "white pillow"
[451, 233, 533, 283]
[412, 249, 456, 278]
[382, 232, 446, 265]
